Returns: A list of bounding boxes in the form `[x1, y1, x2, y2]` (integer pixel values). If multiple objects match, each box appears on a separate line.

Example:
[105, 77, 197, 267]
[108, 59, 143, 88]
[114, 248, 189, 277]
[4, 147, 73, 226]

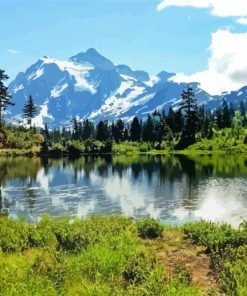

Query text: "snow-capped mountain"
[8, 48, 246, 127]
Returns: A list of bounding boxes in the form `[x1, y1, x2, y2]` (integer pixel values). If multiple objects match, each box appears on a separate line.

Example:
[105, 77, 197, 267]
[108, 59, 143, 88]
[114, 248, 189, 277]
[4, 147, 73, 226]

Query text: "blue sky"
[1, 0, 247, 94]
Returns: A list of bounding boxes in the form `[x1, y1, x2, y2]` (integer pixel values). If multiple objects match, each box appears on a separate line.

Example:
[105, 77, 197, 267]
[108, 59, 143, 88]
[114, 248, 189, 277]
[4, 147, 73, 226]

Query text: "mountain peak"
[85, 48, 100, 55]
[69, 48, 114, 70]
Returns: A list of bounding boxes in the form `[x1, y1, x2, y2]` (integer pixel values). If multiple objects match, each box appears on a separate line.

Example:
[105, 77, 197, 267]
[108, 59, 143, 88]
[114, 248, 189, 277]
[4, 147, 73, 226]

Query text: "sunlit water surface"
[0, 155, 246, 226]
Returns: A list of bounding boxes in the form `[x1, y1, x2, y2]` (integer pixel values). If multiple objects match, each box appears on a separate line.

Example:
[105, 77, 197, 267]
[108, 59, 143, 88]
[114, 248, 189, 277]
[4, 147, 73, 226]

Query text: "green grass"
[0, 215, 246, 295]
[0, 215, 210, 296]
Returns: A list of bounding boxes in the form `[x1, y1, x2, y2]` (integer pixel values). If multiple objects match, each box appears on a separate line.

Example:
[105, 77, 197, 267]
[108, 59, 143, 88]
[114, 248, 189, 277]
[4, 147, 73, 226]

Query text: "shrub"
[139, 142, 149, 152]
[123, 250, 156, 284]
[67, 140, 84, 157]
[0, 218, 30, 252]
[136, 218, 164, 239]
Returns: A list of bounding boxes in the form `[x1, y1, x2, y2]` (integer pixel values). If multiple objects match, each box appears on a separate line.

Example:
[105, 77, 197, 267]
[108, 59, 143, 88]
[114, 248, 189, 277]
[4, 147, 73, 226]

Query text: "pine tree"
[112, 119, 125, 143]
[22, 95, 37, 128]
[173, 109, 183, 133]
[229, 102, 235, 119]
[222, 99, 231, 128]
[130, 116, 141, 142]
[43, 123, 50, 140]
[142, 115, 154, 142]
[166, 107, 175, 132]
[72, 117, 79, 140]
[96, 121, 110, 141]
[176, 85, 199, 149]
[0, 70, 15, 128]
[82, 119, 94, 140]
[240, 100, 246, 126]
[153, 111, 173, 143]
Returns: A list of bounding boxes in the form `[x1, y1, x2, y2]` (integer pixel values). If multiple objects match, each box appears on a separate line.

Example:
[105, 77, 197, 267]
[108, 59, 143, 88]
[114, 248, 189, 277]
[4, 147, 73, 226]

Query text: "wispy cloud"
[157, 0, 247, 19]
[8, 49, 20, 54]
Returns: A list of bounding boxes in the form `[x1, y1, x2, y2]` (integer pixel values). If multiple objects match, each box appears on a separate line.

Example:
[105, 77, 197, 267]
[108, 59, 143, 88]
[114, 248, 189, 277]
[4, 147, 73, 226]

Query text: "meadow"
[0, 215, 246, 295]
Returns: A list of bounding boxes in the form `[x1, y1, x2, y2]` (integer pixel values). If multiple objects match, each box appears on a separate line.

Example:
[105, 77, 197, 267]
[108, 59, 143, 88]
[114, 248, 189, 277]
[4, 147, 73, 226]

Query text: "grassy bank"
[0, 215, 246, 295]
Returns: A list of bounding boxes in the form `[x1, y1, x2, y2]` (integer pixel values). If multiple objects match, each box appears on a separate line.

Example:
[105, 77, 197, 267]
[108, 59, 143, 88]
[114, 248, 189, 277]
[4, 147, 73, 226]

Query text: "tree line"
[1, 69, 247, 150]
[45, 85, 247, 149]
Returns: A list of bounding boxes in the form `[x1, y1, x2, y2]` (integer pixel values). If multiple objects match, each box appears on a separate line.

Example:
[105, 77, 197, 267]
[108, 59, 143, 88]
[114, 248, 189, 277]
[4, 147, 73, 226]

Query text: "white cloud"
[170, 30, 247, 95]
[157, 0, 247, 18]
[8, 49, 20, 54]
[236, 17, 247, 25]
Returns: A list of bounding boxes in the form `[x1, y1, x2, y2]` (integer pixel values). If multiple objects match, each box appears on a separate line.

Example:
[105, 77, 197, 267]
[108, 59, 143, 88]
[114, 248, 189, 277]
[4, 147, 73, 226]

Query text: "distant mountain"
[7, 48, 247, 127]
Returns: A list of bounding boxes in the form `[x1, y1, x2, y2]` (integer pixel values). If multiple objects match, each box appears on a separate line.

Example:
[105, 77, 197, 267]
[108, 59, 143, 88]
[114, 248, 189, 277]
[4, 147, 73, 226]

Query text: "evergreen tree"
[142, 115, 154, 142]
[215, 109, 223, 129]
[82, 119, 94, 140]
[112, 119, 125, 143]
[72, 117, 79, 140]
[222, 99, 231, 128]
[240, 100, 246, 126]
[22, 95, 37, 128]
[173, 110, 183, 133]
[153, 111, 173, 143]
[130, 116, 141, 141]
[229, 102, 235, 119]
[123, 126, 129, 141]
[166, 107, 175, 132]
[0, 70, 15, 127]
[96, 121, 110, 141]
[78, 121, 83, 139]
[240, 100, 246, 117]
[43, 123, 50, 140]
[176, 85, 199, 148]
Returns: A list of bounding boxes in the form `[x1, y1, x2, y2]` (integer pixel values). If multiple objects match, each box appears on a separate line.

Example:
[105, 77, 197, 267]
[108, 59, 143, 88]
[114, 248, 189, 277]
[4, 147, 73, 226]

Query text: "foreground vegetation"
[0, 215, 246, 295]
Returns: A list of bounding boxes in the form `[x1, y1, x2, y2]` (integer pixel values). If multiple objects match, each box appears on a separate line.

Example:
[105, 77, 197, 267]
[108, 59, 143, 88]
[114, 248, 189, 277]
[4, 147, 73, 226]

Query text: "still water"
[0, 154, 246, 225]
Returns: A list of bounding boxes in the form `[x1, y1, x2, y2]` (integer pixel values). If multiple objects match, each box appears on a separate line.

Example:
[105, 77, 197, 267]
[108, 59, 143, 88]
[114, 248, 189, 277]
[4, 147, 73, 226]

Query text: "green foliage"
[184, 220, 247, 295]
[0, 215, 205, 296]
[0, 218, 30, 252]
[139, 142, 150, 152]
[187, 127, 247, 153]
[136, 217, 164, 239]
[67, 140, 84, 157]
[0, 126, 43, 150]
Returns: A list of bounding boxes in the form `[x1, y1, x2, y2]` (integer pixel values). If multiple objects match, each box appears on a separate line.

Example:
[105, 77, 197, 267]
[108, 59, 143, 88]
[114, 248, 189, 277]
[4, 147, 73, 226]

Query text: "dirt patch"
[143, 229, 218, 292]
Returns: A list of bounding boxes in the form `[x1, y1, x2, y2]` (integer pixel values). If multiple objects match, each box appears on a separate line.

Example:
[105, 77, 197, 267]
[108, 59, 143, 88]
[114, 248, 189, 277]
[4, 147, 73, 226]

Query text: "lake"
[0, 154, 246, 226]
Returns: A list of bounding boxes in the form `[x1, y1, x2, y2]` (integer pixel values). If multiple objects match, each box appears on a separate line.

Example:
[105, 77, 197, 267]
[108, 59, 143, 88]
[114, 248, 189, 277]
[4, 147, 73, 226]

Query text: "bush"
[139, 142, 150, 152]
[49, 143, 66, 157]
[0, 218, 30, 252]
[123, 250, 156, 284]
[67, 140, 84, 157]
[136, 218, 164, 239]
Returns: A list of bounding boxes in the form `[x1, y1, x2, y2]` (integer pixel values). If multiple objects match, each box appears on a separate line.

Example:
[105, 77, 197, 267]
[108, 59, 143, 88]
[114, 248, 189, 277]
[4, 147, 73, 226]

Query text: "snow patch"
[32, 104, 53, 128]
[13, 84, 24, 93]
[28, 68, 44, 80]
[41, 57, 96, 94]
[51, 83, 68, 98]
[145, 75, 160, 87]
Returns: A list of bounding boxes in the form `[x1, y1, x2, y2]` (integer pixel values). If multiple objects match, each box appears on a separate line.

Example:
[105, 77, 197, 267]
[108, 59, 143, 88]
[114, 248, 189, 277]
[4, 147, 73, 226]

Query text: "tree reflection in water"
[0, 154, 246, 223]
